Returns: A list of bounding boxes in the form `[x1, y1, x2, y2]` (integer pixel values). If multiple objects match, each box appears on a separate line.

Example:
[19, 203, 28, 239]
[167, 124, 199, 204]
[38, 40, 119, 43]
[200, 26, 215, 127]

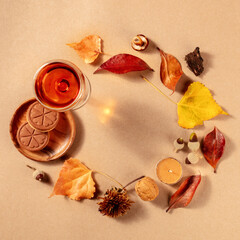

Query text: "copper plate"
[9, 98, 76, 161]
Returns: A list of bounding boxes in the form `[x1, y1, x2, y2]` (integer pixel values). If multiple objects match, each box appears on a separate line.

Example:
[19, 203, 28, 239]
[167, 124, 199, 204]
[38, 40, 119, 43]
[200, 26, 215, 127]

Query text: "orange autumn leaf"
[50, 158, 96, 200]
[67, 35, 102, 63]
[158, 48, 183, 92]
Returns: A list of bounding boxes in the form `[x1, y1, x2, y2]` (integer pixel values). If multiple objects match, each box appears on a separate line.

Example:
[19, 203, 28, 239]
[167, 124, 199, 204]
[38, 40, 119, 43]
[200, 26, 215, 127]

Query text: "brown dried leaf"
[135, 177, 159, 201]
[50, 158, 96, 200]
[158, 48, 183, 92]
[67, 35, 102, 63]
[166, 175, 201, 212]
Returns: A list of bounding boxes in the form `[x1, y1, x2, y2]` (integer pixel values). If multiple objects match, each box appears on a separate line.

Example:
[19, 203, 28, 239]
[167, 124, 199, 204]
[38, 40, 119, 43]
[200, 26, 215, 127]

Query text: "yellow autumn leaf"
[177, 82, 228, 128]
[50, 158, 95, 200]
[67, 35, 102, 64]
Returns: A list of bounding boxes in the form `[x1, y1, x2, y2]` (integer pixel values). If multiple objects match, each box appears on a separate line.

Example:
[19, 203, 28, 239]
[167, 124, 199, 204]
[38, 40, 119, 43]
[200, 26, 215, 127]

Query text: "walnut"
[135, 177, 159, 201]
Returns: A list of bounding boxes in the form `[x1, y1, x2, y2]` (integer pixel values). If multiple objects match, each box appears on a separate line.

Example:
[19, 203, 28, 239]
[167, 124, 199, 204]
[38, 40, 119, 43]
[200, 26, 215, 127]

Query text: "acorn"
[186, 152, 199, 164]
[131, 34, 149, 51]
[27, 165, 46, 182]
[32, 170, 45, 181]
[173, 138, 184, 152]
[188, 132, 200, 151]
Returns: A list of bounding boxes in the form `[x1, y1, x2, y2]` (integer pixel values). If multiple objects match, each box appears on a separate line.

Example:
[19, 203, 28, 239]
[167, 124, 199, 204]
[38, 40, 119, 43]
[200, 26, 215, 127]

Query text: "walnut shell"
[135, 177, 159, 201]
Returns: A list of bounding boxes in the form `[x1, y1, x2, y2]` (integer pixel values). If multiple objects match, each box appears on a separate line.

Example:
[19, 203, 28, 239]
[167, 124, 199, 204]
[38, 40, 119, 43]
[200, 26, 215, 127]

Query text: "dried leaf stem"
[123, 176, 145, 189]
[94, 170, 123, 188]
[26, 165, 36, 171]
[141, 76, 177, 105]
[94, 171, 145, 190]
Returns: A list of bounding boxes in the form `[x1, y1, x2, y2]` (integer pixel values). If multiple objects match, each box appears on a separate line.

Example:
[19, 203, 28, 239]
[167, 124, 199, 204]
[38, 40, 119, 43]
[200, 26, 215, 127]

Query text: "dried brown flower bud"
[185, 47, 204, 76]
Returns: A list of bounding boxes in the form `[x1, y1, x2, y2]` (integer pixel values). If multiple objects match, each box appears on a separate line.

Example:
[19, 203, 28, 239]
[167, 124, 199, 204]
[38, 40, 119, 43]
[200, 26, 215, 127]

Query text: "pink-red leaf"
[158, 48, 183, 92]
[202, 127, 226, 173]
[166, 175, 201, 212]
[94, 54, 153, 74]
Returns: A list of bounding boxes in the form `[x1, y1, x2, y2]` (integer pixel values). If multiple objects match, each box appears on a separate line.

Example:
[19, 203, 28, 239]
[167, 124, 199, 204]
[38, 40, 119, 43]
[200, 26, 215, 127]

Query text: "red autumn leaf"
[166, 175, 201, 212]
[202, 127, 226, 173]
[94, 54, 153, 74]
[158, 48, 183, 92]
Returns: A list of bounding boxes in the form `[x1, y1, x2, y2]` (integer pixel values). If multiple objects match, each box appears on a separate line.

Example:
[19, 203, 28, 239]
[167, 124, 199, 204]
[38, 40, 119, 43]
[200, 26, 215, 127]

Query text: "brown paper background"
[1, 0, 240, 239]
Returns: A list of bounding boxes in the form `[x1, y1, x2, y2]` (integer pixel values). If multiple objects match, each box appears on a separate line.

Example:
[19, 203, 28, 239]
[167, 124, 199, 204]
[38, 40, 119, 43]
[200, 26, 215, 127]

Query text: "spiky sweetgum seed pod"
[97, 188, 134, 218]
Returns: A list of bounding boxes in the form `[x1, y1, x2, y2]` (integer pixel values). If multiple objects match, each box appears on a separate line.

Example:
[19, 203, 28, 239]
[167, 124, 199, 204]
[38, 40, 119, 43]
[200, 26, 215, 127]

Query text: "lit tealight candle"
[156, 158, 182, 184]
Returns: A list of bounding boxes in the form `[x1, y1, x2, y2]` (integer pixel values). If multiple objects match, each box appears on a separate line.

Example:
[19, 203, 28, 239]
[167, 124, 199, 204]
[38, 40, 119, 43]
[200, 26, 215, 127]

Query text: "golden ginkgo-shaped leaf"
[50, 158, 96, 200]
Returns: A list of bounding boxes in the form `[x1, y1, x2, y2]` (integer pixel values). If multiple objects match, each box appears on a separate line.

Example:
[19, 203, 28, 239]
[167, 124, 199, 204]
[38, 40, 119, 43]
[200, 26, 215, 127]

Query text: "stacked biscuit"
[17, 101, 59, 151]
